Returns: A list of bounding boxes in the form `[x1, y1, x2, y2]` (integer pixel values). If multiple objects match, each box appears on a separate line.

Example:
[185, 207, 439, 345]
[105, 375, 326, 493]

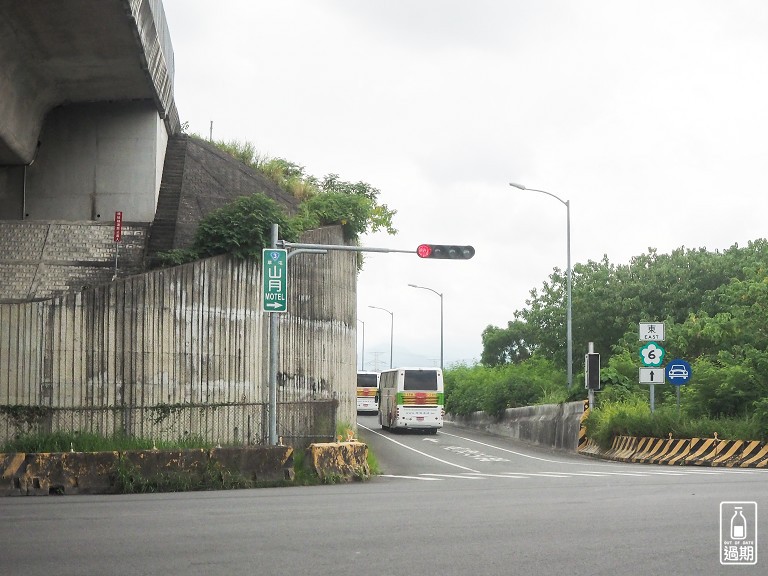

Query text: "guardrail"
[579, 433, 768, 468]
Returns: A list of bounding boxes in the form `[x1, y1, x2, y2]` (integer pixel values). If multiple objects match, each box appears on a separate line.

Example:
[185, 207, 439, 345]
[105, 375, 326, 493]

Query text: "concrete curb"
[305, 441, 369, 482]
[0, 446, 294, 496]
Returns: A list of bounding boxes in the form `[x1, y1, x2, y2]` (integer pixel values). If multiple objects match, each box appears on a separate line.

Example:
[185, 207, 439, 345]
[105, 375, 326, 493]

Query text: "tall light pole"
[509, 182, 573, 389]
[368, 305, 394, 369]
[357, 319, 365, 371]
[408, 283, 444, 370]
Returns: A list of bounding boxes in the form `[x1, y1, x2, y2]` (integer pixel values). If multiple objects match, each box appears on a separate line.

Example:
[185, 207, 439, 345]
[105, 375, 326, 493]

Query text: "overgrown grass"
[111, 456, 257, 494]
[367, 448, 381, 476]
[585, 399, 766, 449]
[0, 430, 212, 453]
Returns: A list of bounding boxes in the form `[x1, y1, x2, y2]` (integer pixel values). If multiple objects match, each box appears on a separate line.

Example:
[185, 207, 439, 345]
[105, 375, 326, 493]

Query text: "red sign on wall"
[114, 211, 123, 242]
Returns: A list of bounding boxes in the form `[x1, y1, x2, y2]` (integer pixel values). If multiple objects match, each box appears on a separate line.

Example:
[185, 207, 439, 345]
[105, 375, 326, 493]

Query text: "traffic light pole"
[267, 233, 474, 445]
[587, 341, 595, 412]
[267, 227, 328, 445]
[268, 237, 414, 445]
[279, 241, 417, 254]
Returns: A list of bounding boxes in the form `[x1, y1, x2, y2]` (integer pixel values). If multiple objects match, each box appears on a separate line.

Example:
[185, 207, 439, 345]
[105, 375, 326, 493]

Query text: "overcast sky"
[162, 0, 768, 371]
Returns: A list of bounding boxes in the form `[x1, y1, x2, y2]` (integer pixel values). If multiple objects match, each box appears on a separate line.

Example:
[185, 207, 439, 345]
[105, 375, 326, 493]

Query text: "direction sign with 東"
[639, 322, 664, 341]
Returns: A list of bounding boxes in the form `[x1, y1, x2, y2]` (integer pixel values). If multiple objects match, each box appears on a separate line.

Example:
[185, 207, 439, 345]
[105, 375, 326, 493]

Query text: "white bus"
[377, 367, 444, 433]
[356, 371, 380, 414]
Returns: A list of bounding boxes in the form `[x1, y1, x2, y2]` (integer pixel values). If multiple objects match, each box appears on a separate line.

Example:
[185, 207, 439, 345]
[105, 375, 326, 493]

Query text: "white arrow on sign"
[265, 302, 284, 309]
[639, 368, 665, 384]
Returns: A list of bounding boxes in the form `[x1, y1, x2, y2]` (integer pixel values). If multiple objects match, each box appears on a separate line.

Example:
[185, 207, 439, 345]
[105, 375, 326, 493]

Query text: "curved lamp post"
[368, 305, 394, 369]
[408, 283, 444, 370]
[509, 182, 572, 389]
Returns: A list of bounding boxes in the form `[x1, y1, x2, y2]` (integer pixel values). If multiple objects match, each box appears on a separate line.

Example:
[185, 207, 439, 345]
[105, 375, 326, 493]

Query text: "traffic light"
[416, 244, 475, 259]
[585, 352, 601, 390]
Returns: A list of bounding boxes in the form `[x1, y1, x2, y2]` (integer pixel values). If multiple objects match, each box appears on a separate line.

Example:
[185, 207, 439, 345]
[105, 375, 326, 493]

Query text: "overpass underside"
[0, 0, 180, 223]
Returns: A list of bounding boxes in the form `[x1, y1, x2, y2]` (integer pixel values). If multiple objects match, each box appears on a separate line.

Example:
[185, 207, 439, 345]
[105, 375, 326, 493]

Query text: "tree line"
[446, 239, 768, 439]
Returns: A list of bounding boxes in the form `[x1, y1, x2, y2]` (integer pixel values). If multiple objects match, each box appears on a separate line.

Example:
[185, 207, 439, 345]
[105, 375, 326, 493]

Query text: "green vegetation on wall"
[154, 137, 396, 268]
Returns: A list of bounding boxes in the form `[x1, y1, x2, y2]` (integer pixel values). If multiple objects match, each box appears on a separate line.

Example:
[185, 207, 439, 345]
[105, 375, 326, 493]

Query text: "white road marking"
[379, 475, 442, 481]
[509, 472, 572, 478]
[378, 468, 766, 482]
[358, 423, 480, 473]
[421, 473, 486, 480]
[438, 429, 586, 464]
[464, 473, 529, 479]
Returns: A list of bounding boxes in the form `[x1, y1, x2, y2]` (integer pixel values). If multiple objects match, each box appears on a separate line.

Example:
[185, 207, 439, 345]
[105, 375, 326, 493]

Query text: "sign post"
[264, 230, 475, 445]
[666, 358, 692, 415]
[112, 211, 123, 280]
[639, 322, 665, 412]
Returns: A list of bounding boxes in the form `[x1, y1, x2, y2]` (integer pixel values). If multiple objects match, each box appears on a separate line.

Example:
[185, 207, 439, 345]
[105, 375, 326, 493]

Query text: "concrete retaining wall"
[0, 226, 357, 447]
[447, 401, 585, 452]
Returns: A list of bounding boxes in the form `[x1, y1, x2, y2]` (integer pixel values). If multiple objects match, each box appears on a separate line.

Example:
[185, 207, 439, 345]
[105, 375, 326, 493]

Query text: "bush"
[585, 399, 767, 448]
[444, 357, 565, 418]
[194, 194, 299, 260]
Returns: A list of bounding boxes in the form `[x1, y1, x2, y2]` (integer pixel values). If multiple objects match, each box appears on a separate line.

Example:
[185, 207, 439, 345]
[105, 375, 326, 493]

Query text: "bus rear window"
[403, 370, 438, 391]
[357, 374, 378, 388]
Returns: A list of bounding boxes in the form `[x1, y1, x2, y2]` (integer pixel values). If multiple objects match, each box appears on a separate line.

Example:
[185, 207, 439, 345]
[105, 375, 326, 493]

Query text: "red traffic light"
[416, 244, 475, 260]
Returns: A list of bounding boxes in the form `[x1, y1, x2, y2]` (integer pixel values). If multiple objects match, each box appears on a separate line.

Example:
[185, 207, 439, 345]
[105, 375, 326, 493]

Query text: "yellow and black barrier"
[656, 438, 690, 465]
[739, 442, 768, 468]
[578, 430, 768, 468]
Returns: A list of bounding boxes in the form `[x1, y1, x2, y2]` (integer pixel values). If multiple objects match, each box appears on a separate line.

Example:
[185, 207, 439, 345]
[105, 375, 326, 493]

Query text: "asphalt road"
[1, 417, 766, 576]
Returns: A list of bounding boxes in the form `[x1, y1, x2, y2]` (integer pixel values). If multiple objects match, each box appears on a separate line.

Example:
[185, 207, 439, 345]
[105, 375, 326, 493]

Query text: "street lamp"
[408, 283, 444, 370]
[357, 319, 365, 371]
[368, 305, 394, 369]
[509, 182, 573, 389]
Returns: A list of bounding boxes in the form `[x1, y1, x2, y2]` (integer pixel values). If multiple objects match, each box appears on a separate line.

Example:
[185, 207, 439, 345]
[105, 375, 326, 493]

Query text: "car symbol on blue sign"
[665, 359, 692, 385]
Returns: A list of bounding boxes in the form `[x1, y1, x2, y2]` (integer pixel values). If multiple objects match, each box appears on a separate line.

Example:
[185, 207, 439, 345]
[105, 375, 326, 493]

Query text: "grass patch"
[366, 448, 381, 476]
[0, 430, 213, 453]
[109, 456, 284, 493]
[585, 400, 766, 449]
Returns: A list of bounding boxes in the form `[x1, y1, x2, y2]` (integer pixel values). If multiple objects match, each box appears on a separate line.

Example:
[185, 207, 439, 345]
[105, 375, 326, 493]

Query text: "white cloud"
[163, 0, 768, 367]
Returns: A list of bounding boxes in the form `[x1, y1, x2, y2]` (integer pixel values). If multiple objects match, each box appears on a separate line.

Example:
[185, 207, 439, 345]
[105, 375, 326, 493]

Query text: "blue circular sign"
[665, 359, 692, 386]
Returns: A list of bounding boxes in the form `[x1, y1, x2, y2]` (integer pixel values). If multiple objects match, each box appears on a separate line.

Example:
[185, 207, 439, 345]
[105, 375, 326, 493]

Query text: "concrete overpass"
[0, 1, 304, 303]
[0, 0, 179, 222]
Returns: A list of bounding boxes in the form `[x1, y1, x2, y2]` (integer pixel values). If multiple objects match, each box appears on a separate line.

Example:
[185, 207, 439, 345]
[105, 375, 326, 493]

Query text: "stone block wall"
[0, 220, 148, 303]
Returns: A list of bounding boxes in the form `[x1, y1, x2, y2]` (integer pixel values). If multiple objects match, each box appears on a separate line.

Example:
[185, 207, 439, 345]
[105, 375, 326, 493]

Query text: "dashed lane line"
[378, 468, 762, 482]
[358, 423, 480, 473]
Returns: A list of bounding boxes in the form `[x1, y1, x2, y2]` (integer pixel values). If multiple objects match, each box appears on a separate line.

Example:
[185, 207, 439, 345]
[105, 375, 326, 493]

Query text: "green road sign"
[262, 249, 288, 313]
[639, 342, 665, 367]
